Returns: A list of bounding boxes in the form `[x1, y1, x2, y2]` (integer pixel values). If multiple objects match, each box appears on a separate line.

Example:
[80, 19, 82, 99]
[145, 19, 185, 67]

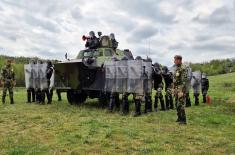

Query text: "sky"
[0, 0, 235, 65]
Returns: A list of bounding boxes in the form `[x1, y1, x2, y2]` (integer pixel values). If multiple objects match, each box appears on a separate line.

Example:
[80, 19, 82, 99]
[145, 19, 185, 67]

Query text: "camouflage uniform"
[162, 66, 174, 110]
[1, 64, 15, 104]
[173, 62, 188, 124]
[153, 63, 165, 111]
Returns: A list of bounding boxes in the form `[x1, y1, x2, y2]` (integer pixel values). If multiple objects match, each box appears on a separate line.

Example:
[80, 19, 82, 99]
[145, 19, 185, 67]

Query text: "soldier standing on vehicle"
[162, 66, 174, 110]
[201, 73, 209, 103]
[85, 31, 99, 49]
[110, 33, 119, 50]
[153, 62, 165, 112]
[173, 55, 187, 125]
[1, 59, 16, 104]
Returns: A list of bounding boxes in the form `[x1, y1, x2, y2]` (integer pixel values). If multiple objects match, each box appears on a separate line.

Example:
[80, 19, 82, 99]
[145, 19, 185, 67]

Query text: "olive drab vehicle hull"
[54, 34, 134, 105]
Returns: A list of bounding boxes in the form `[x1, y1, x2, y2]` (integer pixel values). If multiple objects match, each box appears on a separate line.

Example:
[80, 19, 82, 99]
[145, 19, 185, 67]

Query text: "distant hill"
[0, 55, 234, 87]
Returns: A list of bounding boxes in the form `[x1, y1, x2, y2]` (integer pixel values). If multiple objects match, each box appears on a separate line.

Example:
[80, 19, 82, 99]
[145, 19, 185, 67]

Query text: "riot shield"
[104, 61, 116, 92]
[50, 71, 55, 89]
[142, 61, 153, 94]
[33, 63, 40, 89]
[115, 60, 128, 93]
[127, 60, 143, 94]
[38, 63, 48, 90]
[191, 71, 202, 94]
[24, 64, 34, 89]
[185, 65, 192, 93]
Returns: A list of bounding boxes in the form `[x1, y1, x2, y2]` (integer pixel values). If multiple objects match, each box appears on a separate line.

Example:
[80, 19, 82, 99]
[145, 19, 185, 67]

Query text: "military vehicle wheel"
[67, 90, 76, 104]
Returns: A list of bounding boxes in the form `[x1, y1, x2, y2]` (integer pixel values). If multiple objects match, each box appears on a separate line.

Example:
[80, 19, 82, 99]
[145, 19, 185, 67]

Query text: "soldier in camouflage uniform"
[1, 59, 16, 104]
[153, 62, 165, 112]
[162, 66, 174, 110]
[173, 55, 187, 125]
[201, 73, 209, 103]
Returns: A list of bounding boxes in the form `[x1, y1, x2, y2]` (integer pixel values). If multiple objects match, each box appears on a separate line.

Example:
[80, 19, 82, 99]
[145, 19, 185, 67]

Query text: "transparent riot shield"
[191, 71, 202, 94]
[115, 60, 128, 93]
[104, 61, 116, 92]
[127, 60, 143, 94]
[142, 61, 153, 94]
[24, 64, 34, 89]
[38, 63, 48, 90]
[185, 65, 192, 93]
[50, 71, 55, 89]
[33, 63, 40, 90]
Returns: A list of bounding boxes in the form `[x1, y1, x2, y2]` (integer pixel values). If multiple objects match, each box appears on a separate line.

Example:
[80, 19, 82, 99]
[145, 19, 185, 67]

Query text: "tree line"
[0, 55, 234, 87]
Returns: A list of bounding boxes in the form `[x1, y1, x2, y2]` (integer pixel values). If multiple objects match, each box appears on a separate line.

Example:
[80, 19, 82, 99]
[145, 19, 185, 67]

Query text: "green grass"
[0, 73, 235, 155]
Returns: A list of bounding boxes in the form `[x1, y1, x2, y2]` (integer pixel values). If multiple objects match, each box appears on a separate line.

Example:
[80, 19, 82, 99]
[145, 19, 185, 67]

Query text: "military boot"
[154, 96, 158, 112]
[2, 97, 5, 104]
[115, 94, 120, 111]
[122, 96, 129, 115]
[32, 90, 35, 102]
[27, 90, 31, 103]
[165, 95, 169, 110]
[194, 94, 199, 106]
[203, 95, 206, 103]
[147, 96, 153, 112]
[10, 98, 14, 104]
[109, 96, 115, 112]
[186, 94, 191, 107]
[134, 99, 141, 117]
[179, 109, 187, 125]
[176, 107, 181, 122]
[160, 97, 165, 111]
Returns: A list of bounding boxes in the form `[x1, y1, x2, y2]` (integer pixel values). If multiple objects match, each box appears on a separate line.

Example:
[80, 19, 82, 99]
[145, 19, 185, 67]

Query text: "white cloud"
[0, 0, 234, 66]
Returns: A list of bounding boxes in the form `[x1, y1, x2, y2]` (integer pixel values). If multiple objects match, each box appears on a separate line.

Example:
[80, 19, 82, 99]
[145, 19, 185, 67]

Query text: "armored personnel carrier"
[54, 33, 134, 105]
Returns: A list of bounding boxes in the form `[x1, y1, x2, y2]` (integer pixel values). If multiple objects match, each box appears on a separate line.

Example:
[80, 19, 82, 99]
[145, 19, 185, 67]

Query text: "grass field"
[0, 73, 234, 155]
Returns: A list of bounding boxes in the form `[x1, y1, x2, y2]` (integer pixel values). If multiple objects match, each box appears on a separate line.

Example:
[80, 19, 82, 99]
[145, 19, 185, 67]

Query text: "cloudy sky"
[0, 0, 235, 65]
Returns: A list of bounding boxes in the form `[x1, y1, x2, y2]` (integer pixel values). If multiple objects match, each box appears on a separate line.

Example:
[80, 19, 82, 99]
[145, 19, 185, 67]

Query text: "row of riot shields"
[24, 63, 54, 90]
[104, 60, 152, 95]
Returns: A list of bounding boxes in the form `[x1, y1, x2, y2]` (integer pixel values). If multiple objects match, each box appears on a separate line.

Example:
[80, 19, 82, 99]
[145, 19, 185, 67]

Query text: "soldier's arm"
[182, 68, 188, 91]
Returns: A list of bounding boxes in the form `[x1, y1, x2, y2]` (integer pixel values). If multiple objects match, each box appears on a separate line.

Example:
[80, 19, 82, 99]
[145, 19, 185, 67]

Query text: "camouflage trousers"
[2, 86, 14, 103]
[174, 87, 186, 122]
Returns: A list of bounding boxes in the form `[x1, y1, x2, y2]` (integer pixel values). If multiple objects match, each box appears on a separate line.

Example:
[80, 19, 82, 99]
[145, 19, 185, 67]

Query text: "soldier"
[143, 57, 153, 113]
[42, 60, 54, 104]
[35, 60, 43, 104]
[85, 31, 99, 49]
[173, 55, 187, 125]
[109, 56, 120, 112]
[26, 59, 36, 103]
[131, 56, 144, 116]
[185, 65, 192, 107]
[1, 59, 16, 104]
[121, 56, 130, 115]
[162, 66, 174, 110]
[110, 33, 119, 50]
[191, 71, 201, 106]
[153, 62, 165, 111]
[201, 73, 209, 103]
